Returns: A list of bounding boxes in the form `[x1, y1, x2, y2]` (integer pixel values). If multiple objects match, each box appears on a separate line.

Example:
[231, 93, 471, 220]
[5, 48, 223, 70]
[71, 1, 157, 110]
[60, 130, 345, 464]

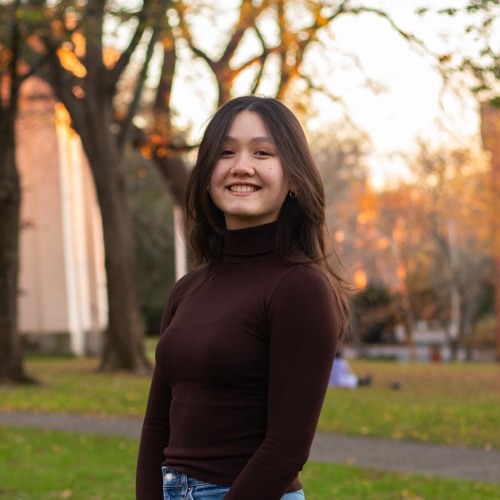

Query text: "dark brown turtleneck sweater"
[136, 222, 339, 500]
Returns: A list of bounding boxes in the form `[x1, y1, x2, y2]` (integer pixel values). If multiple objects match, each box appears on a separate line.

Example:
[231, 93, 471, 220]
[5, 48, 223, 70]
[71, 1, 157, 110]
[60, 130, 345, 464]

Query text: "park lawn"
[0, 356, 149, 417]
[320, 360, 500, 449]
[0, 355, 499, 448]
[1, 426, 499, 500]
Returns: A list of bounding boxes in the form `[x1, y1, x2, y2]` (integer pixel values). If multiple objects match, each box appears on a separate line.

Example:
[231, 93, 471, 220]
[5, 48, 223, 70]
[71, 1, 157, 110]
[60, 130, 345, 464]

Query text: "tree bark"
[98, 177, 150, 372]
[54, 63, 152, 372]
[152, 155, 189, 207]
[149, 25, 190, 207]
[0, 0, 33, 384]
[33, 0, 165, 372]
[79, 119, 150, 373]
[0, 108, 33, 384]
[130, 126, 190, 208]
[480, 101, 500, 362]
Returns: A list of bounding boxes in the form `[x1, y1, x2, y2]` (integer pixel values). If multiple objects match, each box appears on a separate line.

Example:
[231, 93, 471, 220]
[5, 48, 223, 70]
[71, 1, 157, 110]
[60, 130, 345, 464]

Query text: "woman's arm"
[136, 294, 178, 499]
[225, 265, 339, 500]
[136, 368, 172, 499]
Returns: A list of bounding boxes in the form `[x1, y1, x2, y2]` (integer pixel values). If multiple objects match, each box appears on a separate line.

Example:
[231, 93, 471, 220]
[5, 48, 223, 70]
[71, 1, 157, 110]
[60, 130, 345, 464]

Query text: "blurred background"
[1, 0, 499, 375]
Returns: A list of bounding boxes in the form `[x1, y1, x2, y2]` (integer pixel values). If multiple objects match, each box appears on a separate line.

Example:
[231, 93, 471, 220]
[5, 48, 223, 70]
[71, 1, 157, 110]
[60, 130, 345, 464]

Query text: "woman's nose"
[230, 154, 255, 175]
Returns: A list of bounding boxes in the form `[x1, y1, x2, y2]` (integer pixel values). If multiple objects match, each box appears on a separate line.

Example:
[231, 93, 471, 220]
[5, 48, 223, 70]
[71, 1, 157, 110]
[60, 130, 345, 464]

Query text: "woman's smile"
[228, 184, 260, 193]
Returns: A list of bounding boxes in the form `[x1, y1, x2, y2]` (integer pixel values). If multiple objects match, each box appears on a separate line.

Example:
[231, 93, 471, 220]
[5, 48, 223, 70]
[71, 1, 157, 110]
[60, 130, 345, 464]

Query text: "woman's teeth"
[230, 185, 257, 193]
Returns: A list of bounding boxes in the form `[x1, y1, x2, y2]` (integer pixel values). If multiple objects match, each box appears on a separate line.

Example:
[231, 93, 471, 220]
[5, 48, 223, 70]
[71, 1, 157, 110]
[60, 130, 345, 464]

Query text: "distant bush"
[461, 314, 496, 350]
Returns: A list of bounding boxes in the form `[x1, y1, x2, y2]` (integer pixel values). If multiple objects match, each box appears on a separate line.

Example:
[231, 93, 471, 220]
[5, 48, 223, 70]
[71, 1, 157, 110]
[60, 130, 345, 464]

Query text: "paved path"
[1, 411, 499, 484]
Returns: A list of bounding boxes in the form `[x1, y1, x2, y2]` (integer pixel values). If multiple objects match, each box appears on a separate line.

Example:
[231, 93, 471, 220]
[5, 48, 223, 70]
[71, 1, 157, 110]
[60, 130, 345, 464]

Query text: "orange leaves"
[72, 32, 85, 59]
[103, 48, 120, 69]
[354, 269, 367, 290]
[139, 145, 152, 159]
[56, 47, 86, 78]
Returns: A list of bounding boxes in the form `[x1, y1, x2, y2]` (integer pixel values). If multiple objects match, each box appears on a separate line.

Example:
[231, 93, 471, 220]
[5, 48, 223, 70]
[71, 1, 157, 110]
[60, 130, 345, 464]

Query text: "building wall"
[16, 77, 107, 355]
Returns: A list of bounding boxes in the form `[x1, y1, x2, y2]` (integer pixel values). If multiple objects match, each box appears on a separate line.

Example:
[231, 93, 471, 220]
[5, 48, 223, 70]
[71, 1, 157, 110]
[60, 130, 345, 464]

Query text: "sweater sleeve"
[225, 265, 339, 500]
[135, 294, 176, 499]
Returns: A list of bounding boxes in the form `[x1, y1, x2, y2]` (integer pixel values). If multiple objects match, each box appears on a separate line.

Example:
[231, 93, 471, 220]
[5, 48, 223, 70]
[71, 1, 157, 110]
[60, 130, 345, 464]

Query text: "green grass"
[2, 426, 499, 500]
[1, 355, 498, 449]
[0, 357, 150, 417]
[0, 426, 136, 499]
[320, 360, 500, 449]
[301, 462, 500, 499]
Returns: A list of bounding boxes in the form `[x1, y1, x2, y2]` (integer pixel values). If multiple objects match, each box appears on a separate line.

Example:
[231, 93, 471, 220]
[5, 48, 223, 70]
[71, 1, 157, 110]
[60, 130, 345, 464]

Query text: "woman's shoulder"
[274, 261, 332, 295]
[171, 265, 209, 295]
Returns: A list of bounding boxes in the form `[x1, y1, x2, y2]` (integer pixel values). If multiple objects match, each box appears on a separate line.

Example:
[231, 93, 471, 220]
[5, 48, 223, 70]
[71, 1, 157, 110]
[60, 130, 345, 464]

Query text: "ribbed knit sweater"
[136, 222, 339, 499]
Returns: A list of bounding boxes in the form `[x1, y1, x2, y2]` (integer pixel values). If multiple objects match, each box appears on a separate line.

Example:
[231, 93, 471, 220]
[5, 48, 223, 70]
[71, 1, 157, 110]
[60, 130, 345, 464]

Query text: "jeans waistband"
[162, 466, 212, 488]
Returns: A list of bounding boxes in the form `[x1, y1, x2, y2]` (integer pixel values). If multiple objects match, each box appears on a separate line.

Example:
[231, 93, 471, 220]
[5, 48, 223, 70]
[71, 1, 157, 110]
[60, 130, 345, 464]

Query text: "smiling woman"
[136, 95, 350, 500]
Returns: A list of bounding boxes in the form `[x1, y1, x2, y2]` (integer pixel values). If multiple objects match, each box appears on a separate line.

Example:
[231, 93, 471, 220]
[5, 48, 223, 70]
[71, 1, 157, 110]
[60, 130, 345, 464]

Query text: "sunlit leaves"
[56, 46, 86, 76]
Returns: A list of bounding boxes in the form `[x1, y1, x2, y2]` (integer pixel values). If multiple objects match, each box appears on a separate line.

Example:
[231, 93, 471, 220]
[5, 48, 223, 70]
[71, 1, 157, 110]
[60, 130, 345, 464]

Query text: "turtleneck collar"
[222, 222, 277, 263]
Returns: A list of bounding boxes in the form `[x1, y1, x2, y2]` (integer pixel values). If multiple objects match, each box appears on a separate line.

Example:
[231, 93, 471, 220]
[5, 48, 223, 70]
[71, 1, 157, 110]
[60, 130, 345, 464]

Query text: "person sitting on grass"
[329, 351, 372, 388]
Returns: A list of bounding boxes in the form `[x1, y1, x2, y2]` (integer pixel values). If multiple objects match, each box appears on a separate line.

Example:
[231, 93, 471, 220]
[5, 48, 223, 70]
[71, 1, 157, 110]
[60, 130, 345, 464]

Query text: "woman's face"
[208, 110, 290, 230]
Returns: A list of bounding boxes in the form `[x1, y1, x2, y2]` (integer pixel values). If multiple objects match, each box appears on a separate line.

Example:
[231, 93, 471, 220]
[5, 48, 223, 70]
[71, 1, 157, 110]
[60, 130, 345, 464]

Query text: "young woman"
[136, 95, 349, 500]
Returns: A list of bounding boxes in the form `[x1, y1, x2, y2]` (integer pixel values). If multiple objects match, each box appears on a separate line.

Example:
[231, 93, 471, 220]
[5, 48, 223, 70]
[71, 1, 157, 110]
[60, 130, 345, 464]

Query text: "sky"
[313, 1, 482, 187]
[166, 1, 488, 189]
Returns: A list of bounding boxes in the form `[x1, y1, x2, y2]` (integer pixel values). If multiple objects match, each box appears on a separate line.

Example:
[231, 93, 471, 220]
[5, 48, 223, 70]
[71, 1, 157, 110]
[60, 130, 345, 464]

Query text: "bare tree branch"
[117, 27, 160, 150]
[346, 6, 428, 53]
[154, 26, 177, 117]
[298, 71, 343, 104]
[107, 0, 170, 87]
[82, 0, 105, 80]
[217, 0, 269, 67]
[250, 52, 270, 95]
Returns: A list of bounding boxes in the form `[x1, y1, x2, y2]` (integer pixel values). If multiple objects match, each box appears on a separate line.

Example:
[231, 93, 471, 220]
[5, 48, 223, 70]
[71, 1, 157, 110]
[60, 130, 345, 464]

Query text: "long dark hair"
[186, 95, 349, 336]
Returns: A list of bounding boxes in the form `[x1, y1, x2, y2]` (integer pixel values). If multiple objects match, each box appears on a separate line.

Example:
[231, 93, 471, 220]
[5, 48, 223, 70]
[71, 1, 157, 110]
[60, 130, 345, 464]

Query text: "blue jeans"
[162, 466, 306, 499]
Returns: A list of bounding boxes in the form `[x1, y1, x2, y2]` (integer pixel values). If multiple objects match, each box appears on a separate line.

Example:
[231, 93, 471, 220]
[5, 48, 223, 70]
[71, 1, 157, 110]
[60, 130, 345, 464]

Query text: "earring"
[289, 191, 297, 199]
[206, 185, 210, 191]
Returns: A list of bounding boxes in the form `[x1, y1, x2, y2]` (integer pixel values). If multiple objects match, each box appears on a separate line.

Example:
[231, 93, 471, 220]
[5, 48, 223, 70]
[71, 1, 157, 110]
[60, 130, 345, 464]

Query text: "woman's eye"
[221, 149, 234, 157]
[255, 150, 272, 157]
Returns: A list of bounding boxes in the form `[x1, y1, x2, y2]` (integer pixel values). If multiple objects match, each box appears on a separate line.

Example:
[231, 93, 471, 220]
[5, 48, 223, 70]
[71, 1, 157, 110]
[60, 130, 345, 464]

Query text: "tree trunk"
[0, 118, 33, 384]
[479, 101, 500, 362]
[131, 125, 190, 208]
[82, 128, 150, 373]
[152, 155, 190, 207]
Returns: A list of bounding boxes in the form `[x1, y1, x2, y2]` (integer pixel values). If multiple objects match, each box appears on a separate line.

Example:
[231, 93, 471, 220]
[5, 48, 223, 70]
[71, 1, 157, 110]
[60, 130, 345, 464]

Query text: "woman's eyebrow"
[224, 135, 275, 144]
